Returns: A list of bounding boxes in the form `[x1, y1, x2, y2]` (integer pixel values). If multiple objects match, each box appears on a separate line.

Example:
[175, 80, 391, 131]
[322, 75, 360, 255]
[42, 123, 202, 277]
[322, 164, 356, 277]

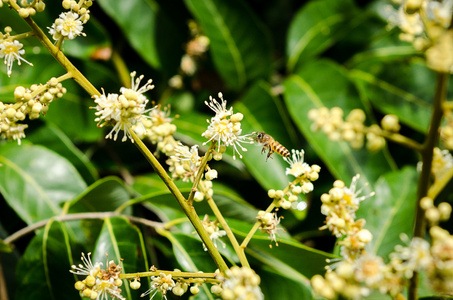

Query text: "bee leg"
[266, 150, 274, 162]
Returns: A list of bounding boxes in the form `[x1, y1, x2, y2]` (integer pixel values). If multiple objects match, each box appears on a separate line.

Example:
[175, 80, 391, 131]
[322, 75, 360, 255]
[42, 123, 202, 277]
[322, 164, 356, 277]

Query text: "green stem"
[408, 72, 449, 300]
[8, 3, 100, 97]
[241, 202, 276, 249]
[120, 270, 220, 283]
[378, 131, 423, 152]
[130, 130, 228, 273]
[111, 49, 131, 88]
[206, 195, 250, 267]
[187, 143, 215, 205]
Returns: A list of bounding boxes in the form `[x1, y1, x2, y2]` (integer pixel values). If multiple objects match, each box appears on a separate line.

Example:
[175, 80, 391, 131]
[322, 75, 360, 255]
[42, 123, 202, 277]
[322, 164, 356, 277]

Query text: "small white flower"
[70, 252, 102, 277]
[48, 11, 87, 40]
[0, 40, 33, 76]
[141, 273, 175, 299]
[283, 149, 311, 178]
[202, 93, 253, 159]
[1, 123, 28, 145]
[172, 143, 200, 170]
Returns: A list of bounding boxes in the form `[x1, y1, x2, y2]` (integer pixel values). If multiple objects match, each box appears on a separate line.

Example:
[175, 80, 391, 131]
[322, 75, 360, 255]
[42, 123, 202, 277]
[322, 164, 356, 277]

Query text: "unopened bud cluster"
[48, 0, 93, 41]
[308, 107, 402, 151]
[0, 77, 66, 144]
[319, 175, 374, 260]
[3, 0, 46, 18]
[220, 266, 263, 300]
[268, 149, 320, 210]
[386, 0, 453, 73]
[419, 147, 453, 184]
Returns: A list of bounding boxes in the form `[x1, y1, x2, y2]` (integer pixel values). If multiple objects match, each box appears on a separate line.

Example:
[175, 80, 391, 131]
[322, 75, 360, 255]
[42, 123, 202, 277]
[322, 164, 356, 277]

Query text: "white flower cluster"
[93, 72, 155, 142]
[200, 214, 227, 251]
[48, 0, 93, 41]
[0, 27, 33, 77]
[202, 92, 253, 160]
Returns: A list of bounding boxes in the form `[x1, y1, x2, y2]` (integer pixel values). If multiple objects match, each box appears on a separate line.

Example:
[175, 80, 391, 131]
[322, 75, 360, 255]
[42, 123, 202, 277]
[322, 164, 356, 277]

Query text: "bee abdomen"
[273, 142, 290, 157]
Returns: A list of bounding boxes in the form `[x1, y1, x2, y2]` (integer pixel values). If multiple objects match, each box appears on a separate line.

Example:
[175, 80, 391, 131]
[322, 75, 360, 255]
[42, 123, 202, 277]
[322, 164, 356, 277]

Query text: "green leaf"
[349, 61, 433, 132]
[133, 178, 257, 224]
[358, 167, 418, 258]
[237, 81, 297, 190]
[227, 218, 335, 279]
[44, 79, 102, 142]
[184, 0, 272, 90]
[92, 217, 149, 300]
[260, 268, 313, 300]
[0, 143, 86, 224]
[15, 220, 78, 300]
[68, 176, 132, 214]
[286, 0, 359, 72]
[283, 59, 395, 187]
[28, 124, 98, 184]
[96, 0, 183, 72]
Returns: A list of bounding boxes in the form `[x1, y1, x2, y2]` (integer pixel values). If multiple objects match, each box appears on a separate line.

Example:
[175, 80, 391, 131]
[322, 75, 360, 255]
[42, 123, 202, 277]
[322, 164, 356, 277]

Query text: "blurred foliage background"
[0, 0, 452, 299]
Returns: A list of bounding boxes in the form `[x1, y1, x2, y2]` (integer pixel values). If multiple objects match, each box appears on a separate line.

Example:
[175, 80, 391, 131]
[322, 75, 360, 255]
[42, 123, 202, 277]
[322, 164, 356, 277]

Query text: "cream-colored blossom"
[0, 40, 33, 76]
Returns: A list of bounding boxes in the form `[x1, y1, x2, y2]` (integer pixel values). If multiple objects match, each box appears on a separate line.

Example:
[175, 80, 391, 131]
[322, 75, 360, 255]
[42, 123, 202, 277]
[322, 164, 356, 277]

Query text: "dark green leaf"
[96, 0, 183, 72]
[283, 59, 395, 188]
[0, 143, 86, 224]
[358, 167, 418, 258]
[227, 218, 335, 279]
[260, 268, 313, 300]
[92, 217, 149, 300]
[68, 176, 132, 213]
[237, 81, 297, 190]
[349, 62, 433, 132]
[286, 0, 359, 72]
[184, 0, 272, 90]
[28, 124, 98, 184]
[15, 220, 77, 300]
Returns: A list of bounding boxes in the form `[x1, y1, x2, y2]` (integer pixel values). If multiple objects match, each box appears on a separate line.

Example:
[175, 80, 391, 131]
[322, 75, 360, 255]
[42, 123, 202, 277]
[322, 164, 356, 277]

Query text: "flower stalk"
[130, 130, 228, 273]
[409, 71, 450, 300]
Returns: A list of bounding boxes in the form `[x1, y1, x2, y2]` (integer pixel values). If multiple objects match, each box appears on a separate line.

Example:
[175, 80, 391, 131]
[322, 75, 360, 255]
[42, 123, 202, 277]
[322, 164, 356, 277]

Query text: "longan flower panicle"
[141, 272, 176, 300]
[0, 39, 33, 77]
[202, 92, 254, 160]
[70, 252, 125, 300]
[93, 72, 155, 143]
[220, 266, 263, 300]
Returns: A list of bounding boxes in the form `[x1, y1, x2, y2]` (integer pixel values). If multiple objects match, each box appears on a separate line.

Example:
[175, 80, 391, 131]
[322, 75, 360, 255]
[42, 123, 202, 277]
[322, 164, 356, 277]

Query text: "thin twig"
[3, 212, 164, 245]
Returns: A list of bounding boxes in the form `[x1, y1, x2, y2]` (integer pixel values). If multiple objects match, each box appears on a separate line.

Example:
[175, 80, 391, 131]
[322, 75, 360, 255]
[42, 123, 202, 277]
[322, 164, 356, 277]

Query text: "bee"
[252, 131, 290, 161]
